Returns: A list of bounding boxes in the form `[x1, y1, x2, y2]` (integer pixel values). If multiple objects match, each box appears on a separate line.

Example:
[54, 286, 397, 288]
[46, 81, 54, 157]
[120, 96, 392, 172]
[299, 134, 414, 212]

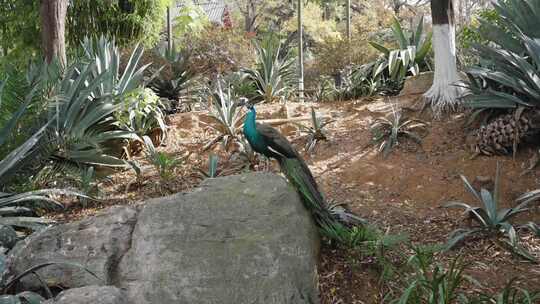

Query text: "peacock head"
[237, 98, 254, 111]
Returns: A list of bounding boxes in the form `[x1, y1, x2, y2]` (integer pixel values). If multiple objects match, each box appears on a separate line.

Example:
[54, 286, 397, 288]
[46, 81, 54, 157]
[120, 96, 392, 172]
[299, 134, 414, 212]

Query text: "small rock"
[473, 176, 494, 191]
[44, 286, 127, 304]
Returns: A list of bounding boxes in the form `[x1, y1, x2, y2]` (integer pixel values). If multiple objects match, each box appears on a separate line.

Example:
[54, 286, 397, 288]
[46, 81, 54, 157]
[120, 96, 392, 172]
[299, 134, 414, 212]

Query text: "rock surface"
[400, 72, 434, 96]
[43, 286, 128, 304]
[6, 206, 137, 288]
[6, 173, 320, 304]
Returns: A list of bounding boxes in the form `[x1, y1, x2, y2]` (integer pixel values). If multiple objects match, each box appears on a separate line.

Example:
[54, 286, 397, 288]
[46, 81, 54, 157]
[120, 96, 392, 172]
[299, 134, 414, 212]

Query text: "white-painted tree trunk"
[424, 23, 465, 117]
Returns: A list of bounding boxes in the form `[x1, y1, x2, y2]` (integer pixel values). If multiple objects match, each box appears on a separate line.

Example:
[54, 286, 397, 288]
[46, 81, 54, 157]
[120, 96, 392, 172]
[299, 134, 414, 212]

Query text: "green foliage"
[78, 166, 98, 205]
[0, 1, 40, 67]
[173, 1, 210, 42]
[0, 67, 46, 160]
[308, 76, 338, 102]
[223, 72, 259, 102]
[198, 154, 220, 179]
[520, 222, 540, 238]
[0, 0, 169, 66]
[464, 0, 540, 112]
[283, 2, 341, 44]
[370, 105, 428, 158]
[143, 136, 183, 182]
[367, 16, 432, 94]
[516, 187, 540, 207]
[391, 248, 471, 304]
[387, 245, 540, 303]
[295, 107, 333, 153]
[242, 35, 296, 103]
[115, 88, 167, 139]
[203, 80, 246, 149]
[443, 164, 535, 262]
[67, 0, 170, 48]
[333, 62, 386, 100]
[148, 45, 194, 106]
[0, 95, 86, 239]
[465, 279, 540, 304]
[42, 37, 146, 172]
[370, 16, 432, 68]
[458, 9, 504, 66]
[1, 36, 148, 210]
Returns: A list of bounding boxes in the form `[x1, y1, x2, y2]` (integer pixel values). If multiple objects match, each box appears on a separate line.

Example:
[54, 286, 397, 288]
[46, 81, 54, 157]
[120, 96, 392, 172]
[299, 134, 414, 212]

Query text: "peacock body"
[242, 104, 364, 236]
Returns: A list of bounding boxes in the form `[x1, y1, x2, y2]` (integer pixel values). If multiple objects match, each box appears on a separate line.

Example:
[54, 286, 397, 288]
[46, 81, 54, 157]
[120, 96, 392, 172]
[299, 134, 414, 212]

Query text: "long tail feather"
[277, 156, 364, 231]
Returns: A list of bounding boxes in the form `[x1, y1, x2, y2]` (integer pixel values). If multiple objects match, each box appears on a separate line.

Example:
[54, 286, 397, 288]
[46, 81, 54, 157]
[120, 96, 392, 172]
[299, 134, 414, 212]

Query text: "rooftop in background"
[174, 0, 230, 25]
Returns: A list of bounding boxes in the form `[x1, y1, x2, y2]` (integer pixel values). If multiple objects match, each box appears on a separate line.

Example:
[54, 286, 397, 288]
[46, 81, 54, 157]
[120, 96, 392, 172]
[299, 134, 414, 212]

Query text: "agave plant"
[196, 154, 222, 179]
[520, 222, 540, 237]
[443, 164, 534, 260]
[0, 101, 84, 242]
[148, 45, 194, 110]
[143, 136, 185, 182]
[40, 37, 147, 174]
[368, 16, 432, 94]
[203, 80, 246, 150]
[464, 0, 540, 110]
[295, 107, 333, 153]
[349, 62, 384, 98]
[370, 16, 432, 68]
[369, 104, 428, 158]
[242, 36, 295, 103]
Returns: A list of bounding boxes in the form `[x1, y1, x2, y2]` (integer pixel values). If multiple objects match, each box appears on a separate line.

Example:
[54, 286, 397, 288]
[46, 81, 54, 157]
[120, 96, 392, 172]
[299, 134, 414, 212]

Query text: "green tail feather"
[277, 157, 365, 236]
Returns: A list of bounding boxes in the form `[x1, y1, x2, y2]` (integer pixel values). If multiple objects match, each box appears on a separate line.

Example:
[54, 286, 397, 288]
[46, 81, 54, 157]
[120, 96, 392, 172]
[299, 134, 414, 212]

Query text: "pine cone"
[473, 113, 533, 156]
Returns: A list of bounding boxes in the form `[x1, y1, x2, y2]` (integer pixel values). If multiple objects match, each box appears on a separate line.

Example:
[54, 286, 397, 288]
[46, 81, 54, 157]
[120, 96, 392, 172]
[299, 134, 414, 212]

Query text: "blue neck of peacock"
[244, 108, 257, 134]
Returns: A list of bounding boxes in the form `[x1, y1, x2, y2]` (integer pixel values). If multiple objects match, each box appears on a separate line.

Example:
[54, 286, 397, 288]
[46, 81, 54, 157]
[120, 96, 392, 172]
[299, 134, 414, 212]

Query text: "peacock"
[238, 100, 365, 238]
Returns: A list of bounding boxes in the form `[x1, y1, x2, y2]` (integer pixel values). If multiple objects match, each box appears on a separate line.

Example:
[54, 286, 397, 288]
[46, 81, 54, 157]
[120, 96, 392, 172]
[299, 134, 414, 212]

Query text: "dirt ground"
[50, 94, 540, 303]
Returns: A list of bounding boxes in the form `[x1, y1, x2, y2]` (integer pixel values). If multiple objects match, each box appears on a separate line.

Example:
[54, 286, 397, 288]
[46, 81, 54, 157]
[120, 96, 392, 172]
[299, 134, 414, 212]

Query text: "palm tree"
[424, 0, 464, 117]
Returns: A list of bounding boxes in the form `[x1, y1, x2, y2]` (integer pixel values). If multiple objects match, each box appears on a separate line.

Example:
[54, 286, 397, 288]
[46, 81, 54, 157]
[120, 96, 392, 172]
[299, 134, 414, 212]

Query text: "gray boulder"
[118, 173, 320, 304]
[44, 286, 127, 304]
[6, 206, 137, 288]
[6, 173, 320, 304]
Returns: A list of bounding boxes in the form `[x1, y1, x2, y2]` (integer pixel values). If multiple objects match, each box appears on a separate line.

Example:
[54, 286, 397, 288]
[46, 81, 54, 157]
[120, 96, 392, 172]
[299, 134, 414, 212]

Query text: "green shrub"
[457, 9, 504, 66]
[41, 37, 146, 172]
[185, 26, 255, 77]
[115, 88, 167, 140]
[1, 36, 149, 190]
[67, 0, 171, 48]
[464, 0, 540, 112]
[0, 0, 170, 66]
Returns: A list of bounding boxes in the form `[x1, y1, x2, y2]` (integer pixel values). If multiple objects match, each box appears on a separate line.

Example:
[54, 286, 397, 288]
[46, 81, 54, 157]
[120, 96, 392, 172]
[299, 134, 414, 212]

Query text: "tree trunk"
[244, 0, 257, 33]
[40, 0, 68, 67]
[424, 0, 464, 117]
